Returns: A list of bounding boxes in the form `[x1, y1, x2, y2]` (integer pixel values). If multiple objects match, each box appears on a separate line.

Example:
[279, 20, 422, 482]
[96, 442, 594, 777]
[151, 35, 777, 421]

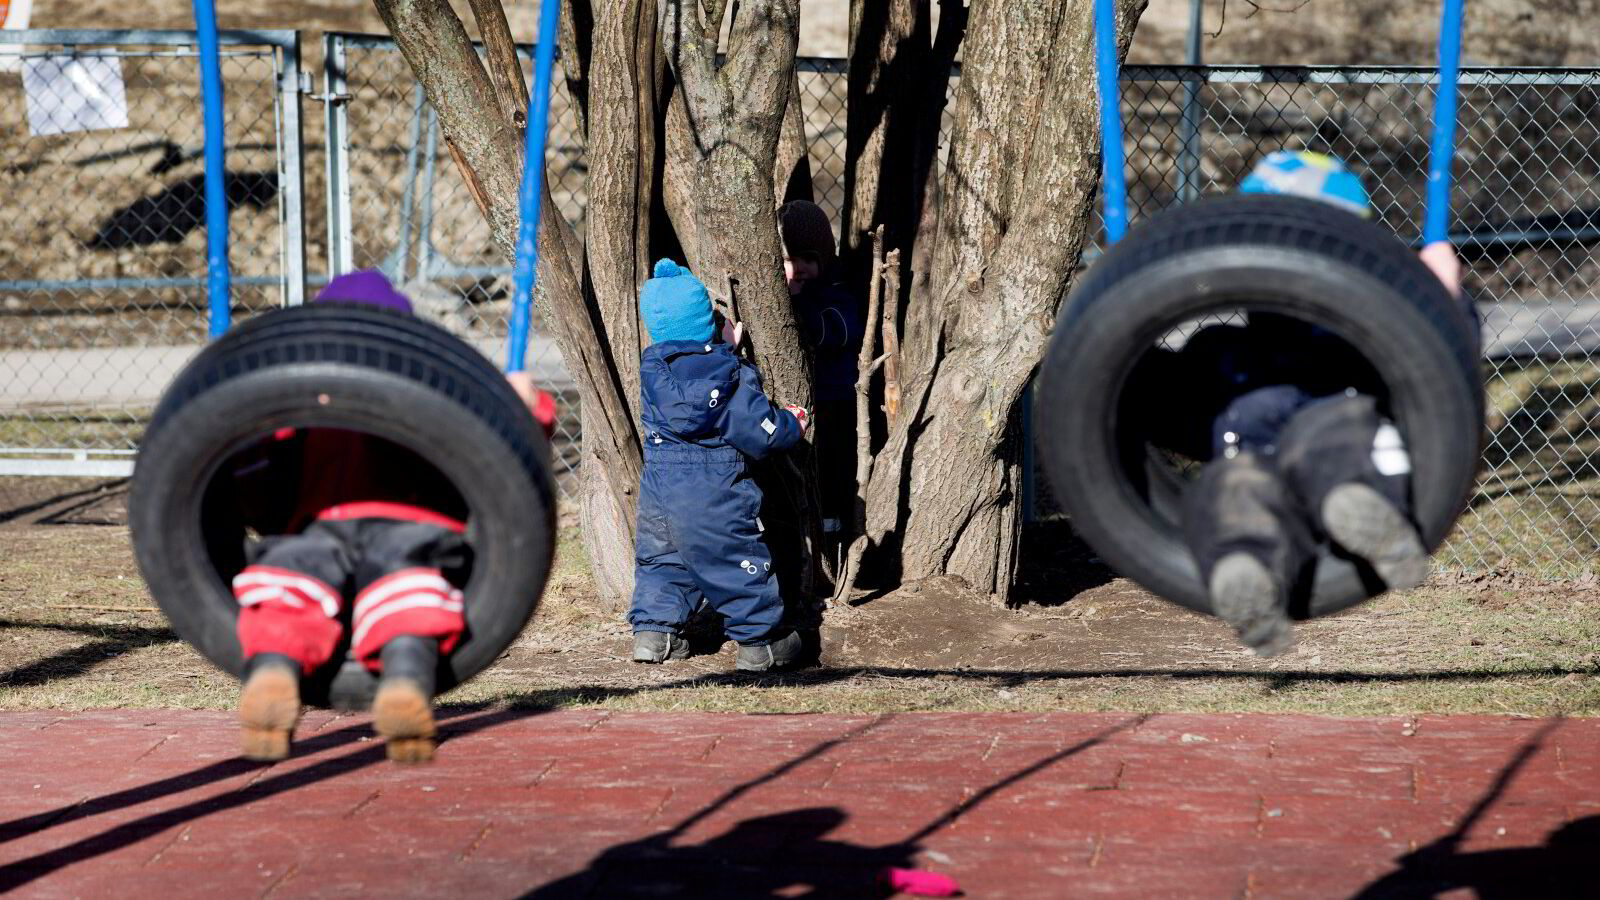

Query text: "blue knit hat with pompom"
[640, 259, 715, 345]
[1239, 150, 1372, 218]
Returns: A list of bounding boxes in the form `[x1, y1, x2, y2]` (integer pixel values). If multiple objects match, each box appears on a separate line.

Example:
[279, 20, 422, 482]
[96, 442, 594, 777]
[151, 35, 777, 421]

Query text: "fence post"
[418, 108, 440, 280]
[1177, 0, 1204, 203]
[323, 32, 354, 277]
[276, 30, 306, 305]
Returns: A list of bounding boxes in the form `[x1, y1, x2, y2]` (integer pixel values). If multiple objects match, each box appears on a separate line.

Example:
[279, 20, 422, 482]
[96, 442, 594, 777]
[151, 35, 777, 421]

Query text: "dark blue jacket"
[628, 339, 803, 644]
[639, 339, 804, 457]
[792, 274, 864, 406]
[1130, 318, 1384, 460]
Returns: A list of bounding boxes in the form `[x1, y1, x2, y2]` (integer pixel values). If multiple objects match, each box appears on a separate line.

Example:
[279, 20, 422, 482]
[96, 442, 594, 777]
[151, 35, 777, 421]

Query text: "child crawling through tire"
[227, 271, 556, 762]
[1127, 151, 1476, 656]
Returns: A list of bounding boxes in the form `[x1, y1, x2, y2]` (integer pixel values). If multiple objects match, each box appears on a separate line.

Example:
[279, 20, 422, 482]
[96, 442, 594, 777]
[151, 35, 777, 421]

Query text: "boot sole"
[1209, 553, 1294, 658]
[238, 667, 300, 761]
[1321, 483, 1428, 591]
[373, 679, 437, 763]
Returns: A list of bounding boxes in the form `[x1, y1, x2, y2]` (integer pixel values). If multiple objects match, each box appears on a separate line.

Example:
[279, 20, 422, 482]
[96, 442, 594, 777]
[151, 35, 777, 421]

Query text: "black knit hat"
[779, 200, 837, 264]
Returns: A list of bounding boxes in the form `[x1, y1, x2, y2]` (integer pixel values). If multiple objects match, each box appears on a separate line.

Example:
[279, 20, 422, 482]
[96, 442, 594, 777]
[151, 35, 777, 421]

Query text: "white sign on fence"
[21, 53, 129, 136]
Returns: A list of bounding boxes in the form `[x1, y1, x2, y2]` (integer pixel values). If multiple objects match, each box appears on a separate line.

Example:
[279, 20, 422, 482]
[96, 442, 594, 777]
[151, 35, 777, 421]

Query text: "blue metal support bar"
[192, 0, 230, 337]
[1424, 0, 1465, 244]
[1094, 0, 1129, 243]
[507, 0, 563, 374]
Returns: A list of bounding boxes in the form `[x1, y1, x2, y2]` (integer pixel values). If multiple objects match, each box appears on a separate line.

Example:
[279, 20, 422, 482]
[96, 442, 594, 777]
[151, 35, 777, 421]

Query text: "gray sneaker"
[735, 631, 803, 672]
[632, 631, 689, 663]
[1321, 483, 1428, 591]
[1209, 552, 1294, 657]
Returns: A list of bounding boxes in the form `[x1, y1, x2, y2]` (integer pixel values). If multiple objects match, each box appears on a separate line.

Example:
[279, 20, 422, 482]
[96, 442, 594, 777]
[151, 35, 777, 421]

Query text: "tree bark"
[862, 0, 1146, 596]
[842, 0, 926, 292]
[374, 0, 644, 601]
[662, 0, 826, 597]
[465, 0, 529, 131]
[661, 0, 812, 408]
[575, 0, 671, 599]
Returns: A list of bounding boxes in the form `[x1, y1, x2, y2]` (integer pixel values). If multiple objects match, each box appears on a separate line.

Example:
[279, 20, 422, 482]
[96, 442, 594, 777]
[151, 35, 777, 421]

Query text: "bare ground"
[2, 476, 1597, 718]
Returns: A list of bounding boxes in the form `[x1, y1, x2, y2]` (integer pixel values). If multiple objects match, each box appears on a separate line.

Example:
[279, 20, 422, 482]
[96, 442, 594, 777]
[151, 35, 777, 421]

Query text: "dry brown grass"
[3, 477, 1595, 718]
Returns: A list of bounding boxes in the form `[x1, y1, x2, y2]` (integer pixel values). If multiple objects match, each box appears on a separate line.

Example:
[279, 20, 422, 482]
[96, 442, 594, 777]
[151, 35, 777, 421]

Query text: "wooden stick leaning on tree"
[880, 244, 903, 424]
[832, 228, 893, 604]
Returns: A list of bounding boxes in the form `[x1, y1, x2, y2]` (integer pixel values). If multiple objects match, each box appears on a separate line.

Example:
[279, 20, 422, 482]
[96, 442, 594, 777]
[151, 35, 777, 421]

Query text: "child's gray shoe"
[1209, 552, 1294, 657]
[735, 630, 802, 672]
[632, 631, 689, 663]
[1320, 483, 1428, 591]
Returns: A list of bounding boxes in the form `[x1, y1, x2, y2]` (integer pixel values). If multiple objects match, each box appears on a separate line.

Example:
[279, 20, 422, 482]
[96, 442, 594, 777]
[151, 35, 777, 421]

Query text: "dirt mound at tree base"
[821, 574, 1239, 674]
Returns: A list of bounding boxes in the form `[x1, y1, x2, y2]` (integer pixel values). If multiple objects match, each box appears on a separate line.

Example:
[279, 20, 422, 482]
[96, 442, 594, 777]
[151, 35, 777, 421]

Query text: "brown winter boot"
[238, 654, 302, 761]
[372, 636, 439, 763]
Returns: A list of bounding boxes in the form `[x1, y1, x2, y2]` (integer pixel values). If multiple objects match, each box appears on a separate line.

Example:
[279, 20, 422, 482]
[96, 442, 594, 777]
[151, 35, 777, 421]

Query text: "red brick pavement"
[0, 710, 1593, 898]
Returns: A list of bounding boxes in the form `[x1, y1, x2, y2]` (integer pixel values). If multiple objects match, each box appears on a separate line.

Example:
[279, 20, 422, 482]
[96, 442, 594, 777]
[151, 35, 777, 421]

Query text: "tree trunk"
[374, 0, 644, 601]
[573, 0, 670, 599]
[842, 0, 927, 291]
[862, 0, 1146, 597]
[663, 0, 826, 596]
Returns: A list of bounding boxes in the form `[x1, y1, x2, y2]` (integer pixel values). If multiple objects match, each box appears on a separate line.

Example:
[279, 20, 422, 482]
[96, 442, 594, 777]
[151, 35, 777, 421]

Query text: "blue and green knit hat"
[1238, 150, 1372, 218]
[640, 259, 716, 345]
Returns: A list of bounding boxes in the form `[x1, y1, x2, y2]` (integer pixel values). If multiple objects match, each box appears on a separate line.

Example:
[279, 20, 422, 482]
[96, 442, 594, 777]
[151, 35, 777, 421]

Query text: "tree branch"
[832, 230, 887, 603]
[704, 0, 731, 45]
[880, 246, 903, 422]
[465, 0, 529, 132]
[558, 0, 594, 137]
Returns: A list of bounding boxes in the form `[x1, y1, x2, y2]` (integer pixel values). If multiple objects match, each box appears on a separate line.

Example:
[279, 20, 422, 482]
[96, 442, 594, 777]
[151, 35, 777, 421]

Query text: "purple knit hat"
[313, 269, 413, 314]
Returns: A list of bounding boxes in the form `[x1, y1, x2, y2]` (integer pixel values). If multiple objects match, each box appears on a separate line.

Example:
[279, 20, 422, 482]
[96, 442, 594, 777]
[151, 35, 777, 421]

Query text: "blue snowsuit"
[628, 338, 804, 644]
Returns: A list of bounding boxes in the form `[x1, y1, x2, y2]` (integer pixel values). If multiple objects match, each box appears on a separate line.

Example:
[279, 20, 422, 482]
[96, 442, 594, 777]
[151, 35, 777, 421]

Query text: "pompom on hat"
[640, 259, 716, 345]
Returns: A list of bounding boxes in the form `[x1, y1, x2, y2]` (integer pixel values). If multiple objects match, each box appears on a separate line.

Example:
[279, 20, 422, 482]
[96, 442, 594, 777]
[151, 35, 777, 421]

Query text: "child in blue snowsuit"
[628, 260, 811, 671]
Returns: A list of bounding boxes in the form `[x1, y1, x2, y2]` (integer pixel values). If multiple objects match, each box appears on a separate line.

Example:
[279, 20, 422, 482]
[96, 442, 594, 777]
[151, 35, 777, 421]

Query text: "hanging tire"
[130, 304, 557, 708]
[1036, 193, 1483, 619]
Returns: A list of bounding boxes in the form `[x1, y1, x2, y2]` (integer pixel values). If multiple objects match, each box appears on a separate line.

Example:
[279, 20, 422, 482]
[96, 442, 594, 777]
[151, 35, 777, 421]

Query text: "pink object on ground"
[882, 867, 962, 896]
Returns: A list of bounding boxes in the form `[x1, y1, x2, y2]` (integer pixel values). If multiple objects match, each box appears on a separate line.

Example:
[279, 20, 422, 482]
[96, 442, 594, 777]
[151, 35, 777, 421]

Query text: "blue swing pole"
[1094, 0, 1129, 244]
[192, 0, 230, 338]
[507, 0, 564, 374]
[1423, 0, 1465, 245]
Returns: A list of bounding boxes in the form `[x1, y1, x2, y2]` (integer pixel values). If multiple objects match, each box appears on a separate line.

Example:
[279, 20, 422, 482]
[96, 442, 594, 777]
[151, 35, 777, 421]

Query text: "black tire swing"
[131, 306, 558, 708]
[1035, 0, 1482, 620]
[132, 0, 566, 709]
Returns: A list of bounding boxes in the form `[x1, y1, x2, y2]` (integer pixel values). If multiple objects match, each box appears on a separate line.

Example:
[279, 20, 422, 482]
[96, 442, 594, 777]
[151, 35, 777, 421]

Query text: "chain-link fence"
[0, 28, 304, 476]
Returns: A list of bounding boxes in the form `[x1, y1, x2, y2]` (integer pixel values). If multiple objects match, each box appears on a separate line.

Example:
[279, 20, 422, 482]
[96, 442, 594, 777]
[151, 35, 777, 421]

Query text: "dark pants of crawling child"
[1183, 393, 1425, 655]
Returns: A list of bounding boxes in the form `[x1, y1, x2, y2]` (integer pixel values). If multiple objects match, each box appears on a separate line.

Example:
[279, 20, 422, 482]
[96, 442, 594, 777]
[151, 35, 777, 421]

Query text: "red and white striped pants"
[232, 512, 467, 673]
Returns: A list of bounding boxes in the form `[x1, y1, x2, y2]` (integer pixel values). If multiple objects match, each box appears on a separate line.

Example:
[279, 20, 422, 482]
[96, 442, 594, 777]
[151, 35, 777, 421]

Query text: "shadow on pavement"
[522, 716, 1144, 897]
[1352, 719, 1588, 899]
[0, 704, 534, 892]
